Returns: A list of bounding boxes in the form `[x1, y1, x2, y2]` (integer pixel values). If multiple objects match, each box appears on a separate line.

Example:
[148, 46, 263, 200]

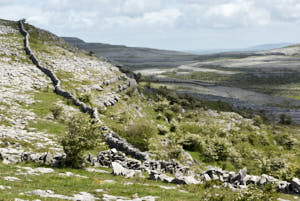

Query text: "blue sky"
[1, 0, 300, 51]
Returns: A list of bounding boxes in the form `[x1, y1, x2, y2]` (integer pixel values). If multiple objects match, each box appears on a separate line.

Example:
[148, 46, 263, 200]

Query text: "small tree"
[135, 72, 142, 83]
[88, 51, 95, 56]
[279, 114, 292, 125]
[50, 105, 63, 119]
[61, 114, 100, 168]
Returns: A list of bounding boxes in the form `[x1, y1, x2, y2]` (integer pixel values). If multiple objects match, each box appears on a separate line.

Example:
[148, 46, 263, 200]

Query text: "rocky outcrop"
[18, 19, 100, 122]
[199, 167, 300, 195]
[149, 171, 200, 185]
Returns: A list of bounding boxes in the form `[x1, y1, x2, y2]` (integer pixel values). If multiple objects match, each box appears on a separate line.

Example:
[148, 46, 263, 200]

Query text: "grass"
[27, 120, 67, 136]
[0, 119, 12, 127]
[25, 90, 64, 117]
[0, 162, 293, 201]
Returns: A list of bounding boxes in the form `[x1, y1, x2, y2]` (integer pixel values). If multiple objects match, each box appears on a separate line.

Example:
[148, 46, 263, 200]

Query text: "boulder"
[276, 181, 290, 193]
[172, 175, 201, 185]
[290, 178, 300, 194]
[111, 162, 141, 178]
[149, 171, 173, 183]
[231, 167, 247, 184]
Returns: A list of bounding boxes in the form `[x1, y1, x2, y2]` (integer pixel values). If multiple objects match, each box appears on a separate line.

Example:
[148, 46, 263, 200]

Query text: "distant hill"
[62, 37, 201, 70]
[187, 43, 294, 55]
[62, 37, 281, 70]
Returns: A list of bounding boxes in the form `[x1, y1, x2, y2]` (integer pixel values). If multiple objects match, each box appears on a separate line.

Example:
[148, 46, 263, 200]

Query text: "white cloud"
[0, 0, 300, 50]
[121, 0, 163, 16]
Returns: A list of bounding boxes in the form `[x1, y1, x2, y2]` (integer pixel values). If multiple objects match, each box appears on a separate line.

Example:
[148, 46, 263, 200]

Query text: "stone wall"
[18, 20, 100, 122]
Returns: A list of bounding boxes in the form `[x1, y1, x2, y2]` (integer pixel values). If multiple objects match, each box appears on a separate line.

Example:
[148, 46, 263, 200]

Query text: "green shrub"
[181, 123, 204, 134]
[164, 110, 175, 122]
[274, 134, 294, 150]
[170, 124, 177, 132]
[171, 104, 181, 113]
[124, 122, 155, 151]
[61, 114, 101, 168]
[155, 104, 167, 113]
[50, 105, 63, 119]
[125, 87, 136, 97]
[270, 158, 285, 171]
[78, 94, 91, 104]
[235, 184, 277, 201]
[179, 134, 202, 152]
[279, 114, 292, 125]
[135, 72, 142, 83]
[282, 165, 300, 181]
[253, 115, 263, 127]
[88, 51, 94, 56]
[202, 140, 229, 162]
[157, 125, 168, 135]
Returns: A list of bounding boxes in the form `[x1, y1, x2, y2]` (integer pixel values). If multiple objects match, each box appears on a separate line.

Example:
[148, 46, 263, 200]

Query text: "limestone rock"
[112, 162, 142, 178]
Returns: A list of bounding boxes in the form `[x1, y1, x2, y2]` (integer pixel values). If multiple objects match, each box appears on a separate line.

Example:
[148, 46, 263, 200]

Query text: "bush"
[235, 184, 277, 201]
[279, 114, 292, 125]
[124, 122, 155, 151]
[125, 87, 136, 97]
[274, 134, 294, 150]
[157, 124, 168, 135]
[88, 51, 94, 56]
[164, 110, 175, 122]
[78, 94, 91, 104]
[179, 134, 202, 152]
[282, 165, 300, 181]
[135, 72, 142, 83]
[50, 105, 63, 119]
[253, 115, 263, 127]
[61, 114, 101, 168]
[171, 104, 181, 113]
[202, 140, 229, 162]
[170, 124, 177, 132]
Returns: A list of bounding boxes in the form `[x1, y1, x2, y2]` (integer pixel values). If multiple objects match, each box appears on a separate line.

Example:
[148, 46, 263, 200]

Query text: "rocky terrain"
[0, 18, 300, 201]
[63, 36, 300, 124]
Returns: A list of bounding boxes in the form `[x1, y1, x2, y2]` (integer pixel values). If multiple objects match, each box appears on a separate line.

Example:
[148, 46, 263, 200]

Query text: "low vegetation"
[102, 83, 300, 179]
[61, 114, 101, 168]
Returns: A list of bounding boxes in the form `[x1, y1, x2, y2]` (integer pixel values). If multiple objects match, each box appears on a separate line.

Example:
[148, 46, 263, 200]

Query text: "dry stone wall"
[18, 20, 100, 122]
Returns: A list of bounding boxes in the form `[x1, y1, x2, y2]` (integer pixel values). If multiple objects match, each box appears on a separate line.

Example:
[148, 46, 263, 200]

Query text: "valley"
[63, 37, 300, 124]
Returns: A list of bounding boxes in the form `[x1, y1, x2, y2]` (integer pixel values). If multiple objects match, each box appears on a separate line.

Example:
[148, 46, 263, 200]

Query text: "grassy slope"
[100, 84, 300, 180]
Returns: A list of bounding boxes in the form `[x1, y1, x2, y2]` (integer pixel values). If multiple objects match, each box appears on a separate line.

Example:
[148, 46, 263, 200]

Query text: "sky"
[1, 0, 300, 51]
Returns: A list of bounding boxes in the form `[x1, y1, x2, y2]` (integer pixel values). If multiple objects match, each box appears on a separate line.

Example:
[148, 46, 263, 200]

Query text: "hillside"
[0, 19, 300, 201]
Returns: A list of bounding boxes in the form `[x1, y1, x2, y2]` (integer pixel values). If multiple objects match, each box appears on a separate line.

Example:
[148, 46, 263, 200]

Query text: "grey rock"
[172, 175, 201, 185]
[111, 162, 142, 178]
[203, 173, 211, 181]
[290, 178, 300, 194]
